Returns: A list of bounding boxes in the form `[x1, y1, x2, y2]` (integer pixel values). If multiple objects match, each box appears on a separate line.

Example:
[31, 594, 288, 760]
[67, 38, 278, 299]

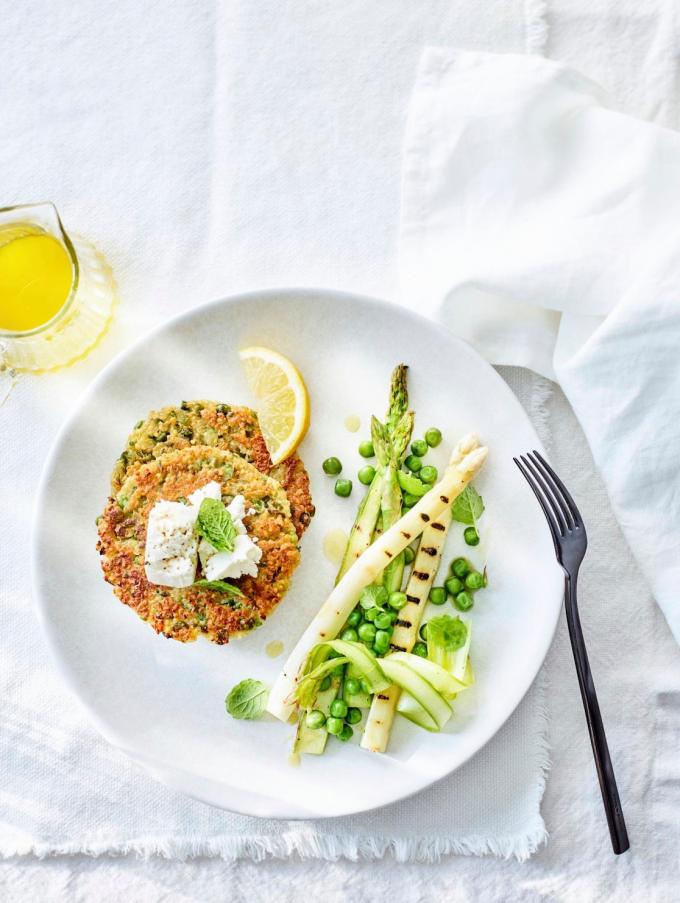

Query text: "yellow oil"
[323, 528, 348, 566]
[0, 225, 73, 332]
[265, 640, 284, 658]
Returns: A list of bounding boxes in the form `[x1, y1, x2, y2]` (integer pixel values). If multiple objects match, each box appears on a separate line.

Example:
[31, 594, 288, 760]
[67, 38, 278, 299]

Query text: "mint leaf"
[196, 498, 237, 552]
[225, 679, 268, 720]
[451, 486, 484, 525]
[193, 579, 244, 598]
[359, 584, 389, 610]
[397, 470, 428, 497]
[426, 615, 468, 652]
[425, 615, 468, 672]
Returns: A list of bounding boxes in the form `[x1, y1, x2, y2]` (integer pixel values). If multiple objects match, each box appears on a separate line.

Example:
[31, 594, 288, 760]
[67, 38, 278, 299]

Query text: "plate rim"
[31, 285, 562, 819]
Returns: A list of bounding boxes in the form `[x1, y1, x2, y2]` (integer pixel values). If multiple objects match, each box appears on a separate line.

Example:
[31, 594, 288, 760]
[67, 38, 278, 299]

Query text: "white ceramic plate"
[32, 288, 562, 819]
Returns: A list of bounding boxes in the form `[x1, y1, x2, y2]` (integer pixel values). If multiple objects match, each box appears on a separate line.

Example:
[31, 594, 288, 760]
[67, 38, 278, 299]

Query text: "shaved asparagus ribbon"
[267, 433, 488, 722]
[295, 641, 473, 735]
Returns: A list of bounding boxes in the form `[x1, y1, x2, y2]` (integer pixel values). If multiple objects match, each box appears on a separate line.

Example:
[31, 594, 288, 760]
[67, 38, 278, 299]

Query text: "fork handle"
[564, 575, 630, 854]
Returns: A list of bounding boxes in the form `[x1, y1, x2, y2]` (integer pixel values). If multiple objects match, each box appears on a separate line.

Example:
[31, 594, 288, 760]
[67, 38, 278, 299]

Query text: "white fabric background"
[1, 0, 549, 868]
[2, 1, 680, 900]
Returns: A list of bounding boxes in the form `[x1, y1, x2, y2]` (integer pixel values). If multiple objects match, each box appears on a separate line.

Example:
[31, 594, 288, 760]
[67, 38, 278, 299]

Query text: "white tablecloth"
[2, 1, 680, 900]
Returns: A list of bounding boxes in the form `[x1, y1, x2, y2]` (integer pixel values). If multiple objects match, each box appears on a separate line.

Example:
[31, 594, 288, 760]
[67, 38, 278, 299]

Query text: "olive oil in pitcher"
[0, 203, 115, 373]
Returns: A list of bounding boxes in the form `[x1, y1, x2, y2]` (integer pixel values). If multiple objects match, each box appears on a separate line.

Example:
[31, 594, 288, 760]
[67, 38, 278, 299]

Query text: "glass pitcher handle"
[0, 341, 17, 407]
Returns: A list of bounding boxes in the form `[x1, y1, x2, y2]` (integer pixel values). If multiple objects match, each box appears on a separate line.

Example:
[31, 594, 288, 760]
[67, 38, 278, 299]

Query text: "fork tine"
[521, 454, 567, 535]
[532, 450, 582, 526]
[514, 457, 561, 558]
[528, 453, 574, 529]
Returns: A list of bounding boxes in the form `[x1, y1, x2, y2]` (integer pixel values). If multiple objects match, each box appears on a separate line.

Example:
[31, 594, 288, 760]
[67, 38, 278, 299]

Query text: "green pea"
[412, 642, 428, 657]
[306, 710, 326, 730]
[363, 606, 378, 622]
[425, 428, 442, 448]
[358, 440, 375, 458]
[374, 611, 394, 630]
[445, 576, 464, 597]
[451, 557, 471, 578]
[403, 493, 420, 508]
[429, 586, 447, 605]
[465, 571, 485, 591]
[464, 526, 480, 546]
[411, 439, 428, 457]
[319, 675, 332, 691]
[404, 546, 415, 564]
[347, 609, 361, 627]
[358, 622, 377, 643]
[322, 457, 342, 475]
[346, 707, 362, 725]
[338, 724, 354, 742]
[404, 454, 422, 473]
[332, 664, 345, 677]
[455, 591, 474, 612]
[326, 716, 344, 736]
[340, 627, 358, 643]
[419, 623, 428, 640]
[334, 478, 352, 498]
[344, 677, 361, 696]
[360, 678, 372, 695]
[358, 465, 376, 485]
[374, 630, 391, 652]
[330, 699, 348, 719]
[419, 465, 438, 484]
[388, 591, 407, 611]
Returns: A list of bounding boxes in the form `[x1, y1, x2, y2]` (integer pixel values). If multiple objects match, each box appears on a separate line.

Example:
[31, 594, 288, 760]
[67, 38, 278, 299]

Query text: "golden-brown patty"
[110, 401, 314, 537]
[98, 446, 300, 644]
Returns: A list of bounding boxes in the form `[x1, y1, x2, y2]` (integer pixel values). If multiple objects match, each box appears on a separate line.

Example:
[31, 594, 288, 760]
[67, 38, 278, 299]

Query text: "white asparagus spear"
[267, 433, 487, 722]
[361, 431, 476, 751]
[360, 506, 452, 752]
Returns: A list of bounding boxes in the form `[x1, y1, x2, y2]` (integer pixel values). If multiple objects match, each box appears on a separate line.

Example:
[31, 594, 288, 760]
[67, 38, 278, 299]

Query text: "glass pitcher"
[0, 202, 116, 382]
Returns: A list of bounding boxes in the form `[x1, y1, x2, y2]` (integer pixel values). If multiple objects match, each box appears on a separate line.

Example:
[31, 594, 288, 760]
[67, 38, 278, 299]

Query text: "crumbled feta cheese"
[145, 501, 197, 564]
[226, 495, 248, 534]
[144, 485, 219, 588]
[187, 481, 222, 508]
[144, 488, 260, 588]
[197, 493, 262, 581]
[145, 553, 197, 589]
[199, 534, 263, 581]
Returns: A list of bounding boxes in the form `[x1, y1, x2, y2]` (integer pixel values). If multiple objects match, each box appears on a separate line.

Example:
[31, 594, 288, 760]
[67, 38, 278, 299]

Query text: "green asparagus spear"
[299, 365, 412, 753]
[336, 367, 412, 582]
[378, 407, 415, 586]
[383, 364, 407, 427]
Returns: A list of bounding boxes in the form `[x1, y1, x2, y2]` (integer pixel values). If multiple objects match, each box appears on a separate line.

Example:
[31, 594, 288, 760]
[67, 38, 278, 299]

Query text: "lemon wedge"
[239, 346, 310, 464]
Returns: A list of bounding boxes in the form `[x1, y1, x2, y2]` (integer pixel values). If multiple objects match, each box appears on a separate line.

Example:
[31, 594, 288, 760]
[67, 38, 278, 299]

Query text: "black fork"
[514, 450, 629, 855]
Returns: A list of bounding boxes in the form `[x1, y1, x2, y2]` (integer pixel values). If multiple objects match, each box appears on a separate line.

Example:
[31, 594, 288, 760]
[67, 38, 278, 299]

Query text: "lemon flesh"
[239, 346, 310, 464]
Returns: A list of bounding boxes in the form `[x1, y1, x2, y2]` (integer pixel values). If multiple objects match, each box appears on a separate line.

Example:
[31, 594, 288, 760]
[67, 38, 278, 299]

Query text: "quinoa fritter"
[98, 446, 300, 644]
[110, 401, 314, 538]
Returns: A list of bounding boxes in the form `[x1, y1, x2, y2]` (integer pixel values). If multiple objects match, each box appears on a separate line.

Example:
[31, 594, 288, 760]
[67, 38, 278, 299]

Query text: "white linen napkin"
[399, 50, 680, 645]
